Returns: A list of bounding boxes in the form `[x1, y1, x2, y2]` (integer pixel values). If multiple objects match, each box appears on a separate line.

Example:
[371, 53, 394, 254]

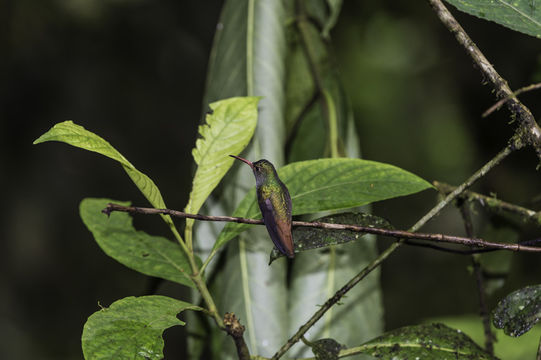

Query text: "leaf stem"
[537, 335, 541, 360]
[459, 203, 494, 355]
[104, 170, 541, 253]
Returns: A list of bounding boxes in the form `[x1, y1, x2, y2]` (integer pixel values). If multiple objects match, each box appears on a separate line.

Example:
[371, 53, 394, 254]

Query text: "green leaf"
[358, 323, 497, 359]
[216, 158, 432, 251]
[493, 285, 541, 337]
[269, 212, 393, 263]
[444, 0, 541, 39]
[33, 121, 179, 236]
[186, 96, 259, 216]
[311, 338, 344, 360]
[82, 295, 203, 360]
[80, 198, 196, 288]
[425, 314, 541, 360]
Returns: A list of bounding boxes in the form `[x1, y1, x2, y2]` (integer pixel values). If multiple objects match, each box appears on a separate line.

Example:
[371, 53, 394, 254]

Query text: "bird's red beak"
[230, 155, 254, 169]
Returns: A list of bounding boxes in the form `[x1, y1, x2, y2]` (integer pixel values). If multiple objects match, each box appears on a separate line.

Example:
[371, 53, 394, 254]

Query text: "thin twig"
[270, 143, 515, 360]
[459, 203, 494, 355]
[427, 0, 541, 159]
[434, 181, 541, 227]
[483, 82, 541, 118]
[102, 201, 541, 253]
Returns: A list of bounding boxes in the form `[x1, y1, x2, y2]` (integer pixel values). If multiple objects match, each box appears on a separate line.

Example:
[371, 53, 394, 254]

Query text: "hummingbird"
[230, 155, 294, 259]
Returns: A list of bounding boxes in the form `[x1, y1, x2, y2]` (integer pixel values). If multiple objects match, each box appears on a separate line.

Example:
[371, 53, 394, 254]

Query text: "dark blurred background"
[2, 1, 540, 359]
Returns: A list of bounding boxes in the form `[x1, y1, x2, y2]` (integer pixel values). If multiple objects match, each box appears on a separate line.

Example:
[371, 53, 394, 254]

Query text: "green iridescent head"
[230, 156, 278, 186]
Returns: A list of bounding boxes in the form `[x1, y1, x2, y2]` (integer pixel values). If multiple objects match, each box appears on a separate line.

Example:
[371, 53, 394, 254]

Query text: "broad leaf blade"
[82, 295, 203, 360]
[493, 285, 541, 337]
[34, 121, 178, 233]
[186, 96, 260, 216]
[80, 198, 195, 288]
[359, 323, 496, 359]
[269, 212, 393, 262]
[445, 0, 541, 39]
[216, 158, 432, 250]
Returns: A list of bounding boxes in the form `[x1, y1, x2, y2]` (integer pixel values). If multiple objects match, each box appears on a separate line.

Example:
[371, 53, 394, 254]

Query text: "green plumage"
[230, 156, 294, 258]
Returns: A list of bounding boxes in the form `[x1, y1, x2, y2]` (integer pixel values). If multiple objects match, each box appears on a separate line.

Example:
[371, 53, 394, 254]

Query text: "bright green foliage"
[269, 212, 393, 262]
[493, 285, 541, 337]
[445, 0, 541, 38]
[215, 157, 432, 250]
[82, 295, 202, 360]
[33, 121, 179, 236]
[358, 323, 497, 359]
[80, 198, 196, 288]
[185, 96, 260, 216]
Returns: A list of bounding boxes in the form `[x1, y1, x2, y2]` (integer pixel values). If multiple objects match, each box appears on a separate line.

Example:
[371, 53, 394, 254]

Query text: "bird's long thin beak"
[229, 155, 254, 169]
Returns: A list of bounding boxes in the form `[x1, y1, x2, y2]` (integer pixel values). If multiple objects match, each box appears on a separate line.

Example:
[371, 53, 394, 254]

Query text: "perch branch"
[427, 0, 541, 158]
[102, 202, 541, 253]
[459, 202, 494, 355]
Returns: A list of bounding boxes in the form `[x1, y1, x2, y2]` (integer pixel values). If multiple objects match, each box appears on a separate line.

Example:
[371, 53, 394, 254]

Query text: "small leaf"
[80, 198, 196, 288]
[444, 0, 541, 39]
[215, 158, 432, 251]
[493, 285, 541, 337]
[359, 323, 497, 359]
[269, 212, 393, 263]
[311, 338, 344, 360]
[34, 121, 179, 234]
[82, 295, 203, 360]
[186, 96, 260, 216]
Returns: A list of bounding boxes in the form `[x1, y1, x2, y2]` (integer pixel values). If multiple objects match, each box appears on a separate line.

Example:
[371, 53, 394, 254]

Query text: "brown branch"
[483, 82, 541, 118]
[459, 203, 494, 355]
[224, 313, 250, 360]
[103, 202, 541, 253]
[427, 0, 541, 159]
[434, 181, 541, 227]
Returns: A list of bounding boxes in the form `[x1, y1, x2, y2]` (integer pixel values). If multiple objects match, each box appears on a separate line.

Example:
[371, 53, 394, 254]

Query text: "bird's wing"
[261, 191, 294, 257]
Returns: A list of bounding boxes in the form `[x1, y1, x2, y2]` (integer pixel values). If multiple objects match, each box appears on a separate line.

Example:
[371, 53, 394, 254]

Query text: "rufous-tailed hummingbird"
[230, 155, 294, 259]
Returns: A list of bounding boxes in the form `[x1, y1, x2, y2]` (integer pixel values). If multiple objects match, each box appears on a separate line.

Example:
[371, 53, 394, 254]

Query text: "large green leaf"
[426, 315, 541, 360]
[445, 0, 541, 39]
[493, 285, 541, 337]
[357, 323, 497, 359]
[80, 198, 196, 288]
[215, 158, 433, 251]
[82, 295, 203, 360]
[33, 121, 179, 237]
[185, 96, 259, 216]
